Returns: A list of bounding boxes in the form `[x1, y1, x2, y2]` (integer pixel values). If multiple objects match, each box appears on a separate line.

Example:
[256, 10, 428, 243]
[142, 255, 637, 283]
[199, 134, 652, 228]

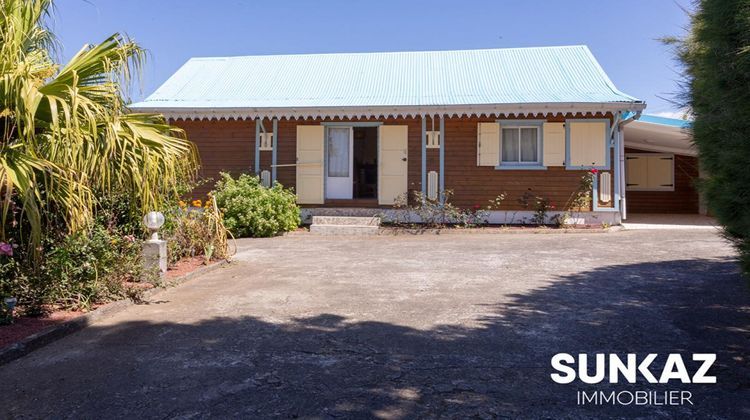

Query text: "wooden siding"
[172, 118, 255, 197]
[625, 148, 699, 214]
[174, 114, 614, 210]
[444, 116, 607, 210]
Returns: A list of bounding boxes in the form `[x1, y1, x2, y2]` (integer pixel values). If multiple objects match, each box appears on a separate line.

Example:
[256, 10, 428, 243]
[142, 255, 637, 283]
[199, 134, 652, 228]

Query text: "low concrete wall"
[300, 208, 620, 226]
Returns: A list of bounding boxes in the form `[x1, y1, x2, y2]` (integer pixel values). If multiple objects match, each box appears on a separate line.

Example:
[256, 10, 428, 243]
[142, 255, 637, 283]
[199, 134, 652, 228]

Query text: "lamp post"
[142, 211, 167, 276]
[144, 211, 166, 241]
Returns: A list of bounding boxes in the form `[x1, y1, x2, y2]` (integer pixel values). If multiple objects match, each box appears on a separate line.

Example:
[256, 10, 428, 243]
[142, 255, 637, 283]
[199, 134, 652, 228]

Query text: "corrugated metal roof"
[638, 114, 692, 129]
[131, 46, 641, 112]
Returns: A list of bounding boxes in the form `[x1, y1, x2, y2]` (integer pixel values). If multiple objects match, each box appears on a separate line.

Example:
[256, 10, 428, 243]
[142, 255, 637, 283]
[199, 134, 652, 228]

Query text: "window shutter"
[625, 156, 646, 189]
[599, 172, 612, 203]
[295, 126, 325, 204]
[260, 170, 271, 187]
[542, 122, 565, 166]
[427, 170, 439, 200]
[477, 123, 499, 166]
[625, 154, 674, 191]
[568, 121, 607, 167]
[647, 156, 674, 189]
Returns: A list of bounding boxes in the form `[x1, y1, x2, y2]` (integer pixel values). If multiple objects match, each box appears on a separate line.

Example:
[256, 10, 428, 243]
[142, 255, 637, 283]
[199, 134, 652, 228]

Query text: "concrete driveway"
[1, 229, 748, 419]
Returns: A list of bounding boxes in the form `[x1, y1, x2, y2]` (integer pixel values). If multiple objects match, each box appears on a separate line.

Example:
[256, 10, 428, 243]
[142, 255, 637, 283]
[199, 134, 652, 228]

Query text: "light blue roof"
[638, 114, 692, 129]
[131, 46, 641, 112]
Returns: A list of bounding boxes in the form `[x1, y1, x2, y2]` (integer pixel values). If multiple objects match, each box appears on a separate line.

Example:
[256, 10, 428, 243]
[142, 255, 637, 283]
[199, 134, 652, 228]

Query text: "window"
[501, 126, 540, 165]
[327, 127, 350, 178]
[426, 131, 440, 148]
[259, 133, 274, 151]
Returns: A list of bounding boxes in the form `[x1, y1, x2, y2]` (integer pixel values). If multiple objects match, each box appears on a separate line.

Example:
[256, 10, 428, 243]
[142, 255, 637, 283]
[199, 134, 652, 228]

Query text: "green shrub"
[1, 190, 155, 313]
[162, 198, 230, 266]
[667, 0, 750, 274]
[1, 223, 148, 313]
[212, 173, 300, 238]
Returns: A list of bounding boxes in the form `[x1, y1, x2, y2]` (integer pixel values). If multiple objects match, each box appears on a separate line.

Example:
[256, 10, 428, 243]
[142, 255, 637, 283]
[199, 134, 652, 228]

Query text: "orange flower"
[178, 200, 187, 208]
[192, 199, 202, 207]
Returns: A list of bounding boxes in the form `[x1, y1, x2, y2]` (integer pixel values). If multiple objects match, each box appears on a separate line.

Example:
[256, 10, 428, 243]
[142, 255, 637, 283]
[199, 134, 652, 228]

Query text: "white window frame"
[426, 130, 440, 149]
[499, 125, 542, 167]
[625, 153, 675, 192]
[259, 132, 274, 151]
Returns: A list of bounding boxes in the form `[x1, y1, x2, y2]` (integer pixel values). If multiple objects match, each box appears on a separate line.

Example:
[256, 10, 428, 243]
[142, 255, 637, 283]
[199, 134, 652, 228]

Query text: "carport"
[622, 115, 702, 217]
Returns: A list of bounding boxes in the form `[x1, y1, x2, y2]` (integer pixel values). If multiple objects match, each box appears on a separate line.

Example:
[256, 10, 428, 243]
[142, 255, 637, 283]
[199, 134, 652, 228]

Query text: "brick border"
[0, 259, 230, 366]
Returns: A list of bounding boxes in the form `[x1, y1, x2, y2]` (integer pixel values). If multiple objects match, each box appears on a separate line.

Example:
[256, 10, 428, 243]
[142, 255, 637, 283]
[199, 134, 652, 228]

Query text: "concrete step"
[311, 216, 381, 226]
[309, 224, 380, 235]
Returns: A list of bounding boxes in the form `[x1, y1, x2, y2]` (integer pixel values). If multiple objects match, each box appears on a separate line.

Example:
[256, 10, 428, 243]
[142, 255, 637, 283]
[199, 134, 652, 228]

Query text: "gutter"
[616, 110, 641, 220]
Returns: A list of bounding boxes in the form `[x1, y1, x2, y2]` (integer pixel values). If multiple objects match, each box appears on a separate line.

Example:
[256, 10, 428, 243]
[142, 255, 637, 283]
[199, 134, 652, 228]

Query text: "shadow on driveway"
[1, 258, 748, 418]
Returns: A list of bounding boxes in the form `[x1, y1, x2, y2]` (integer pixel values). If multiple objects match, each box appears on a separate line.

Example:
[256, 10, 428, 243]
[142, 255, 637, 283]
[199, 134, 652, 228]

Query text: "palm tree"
[0, 0, 197, 252]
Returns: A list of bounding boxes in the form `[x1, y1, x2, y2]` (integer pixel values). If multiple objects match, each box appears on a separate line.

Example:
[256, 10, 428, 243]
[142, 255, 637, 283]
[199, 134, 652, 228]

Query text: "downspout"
[618, 110, 642, 221]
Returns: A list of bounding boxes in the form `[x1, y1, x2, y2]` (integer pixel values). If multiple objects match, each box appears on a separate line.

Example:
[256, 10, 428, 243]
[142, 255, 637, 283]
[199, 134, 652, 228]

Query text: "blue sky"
[52, 0, 692, 116]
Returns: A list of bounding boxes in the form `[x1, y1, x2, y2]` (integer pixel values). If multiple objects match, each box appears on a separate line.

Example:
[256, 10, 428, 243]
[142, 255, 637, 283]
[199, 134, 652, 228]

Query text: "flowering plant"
[0, 242, 13, 257]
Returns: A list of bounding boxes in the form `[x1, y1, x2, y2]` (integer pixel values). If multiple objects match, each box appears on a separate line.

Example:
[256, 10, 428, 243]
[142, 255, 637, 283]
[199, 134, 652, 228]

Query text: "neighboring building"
[131, 46, 697, 224]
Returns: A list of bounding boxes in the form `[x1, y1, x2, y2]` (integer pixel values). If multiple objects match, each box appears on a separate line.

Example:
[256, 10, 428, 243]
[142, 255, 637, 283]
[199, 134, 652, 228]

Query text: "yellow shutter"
[569, 121, 607, 167]
[542, 122, 565, 166]
[378, 125, 409, 205]
[477, 122, 499, 166]
[625, 156, 647, 189]
[626, 154, 674, 191]
[295, 125, 325, 204]
[647, 155, 674, 190]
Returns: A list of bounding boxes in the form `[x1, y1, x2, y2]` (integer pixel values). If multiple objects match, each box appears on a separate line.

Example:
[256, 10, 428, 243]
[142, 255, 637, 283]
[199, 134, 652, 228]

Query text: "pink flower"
[0, 242, 13, 257]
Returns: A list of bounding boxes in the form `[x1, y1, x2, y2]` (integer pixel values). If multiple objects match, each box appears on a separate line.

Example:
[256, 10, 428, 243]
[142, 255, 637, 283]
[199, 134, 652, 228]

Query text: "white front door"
[325, 127, 353, 199]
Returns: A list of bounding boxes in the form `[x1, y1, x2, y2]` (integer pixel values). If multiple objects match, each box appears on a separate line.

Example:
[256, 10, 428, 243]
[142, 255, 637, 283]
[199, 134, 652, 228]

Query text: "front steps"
[309, 216, 381, 235]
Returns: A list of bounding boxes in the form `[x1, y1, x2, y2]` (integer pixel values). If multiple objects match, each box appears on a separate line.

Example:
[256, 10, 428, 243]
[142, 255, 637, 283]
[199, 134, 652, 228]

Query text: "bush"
[667, 0, 750, 274]
[390, 190, 491, 228]
[1, 223, 148, 313]
[163, 197, 230, 266]
[213, 173, 300, 238]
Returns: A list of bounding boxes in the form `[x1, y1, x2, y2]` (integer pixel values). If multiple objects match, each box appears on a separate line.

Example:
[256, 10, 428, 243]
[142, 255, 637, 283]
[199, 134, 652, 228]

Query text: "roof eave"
[129, 102, 647, 120]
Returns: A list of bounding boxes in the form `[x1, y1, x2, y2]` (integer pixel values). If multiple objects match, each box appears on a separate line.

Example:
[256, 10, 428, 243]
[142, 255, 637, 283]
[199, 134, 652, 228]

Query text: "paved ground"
[1, 229, 749, 419]
[622, 214, 719, 230]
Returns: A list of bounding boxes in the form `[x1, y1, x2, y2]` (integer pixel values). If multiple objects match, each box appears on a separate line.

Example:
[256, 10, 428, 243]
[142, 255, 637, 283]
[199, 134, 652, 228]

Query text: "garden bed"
[380, 224, 617, 235]
[0, 256, 221, 350]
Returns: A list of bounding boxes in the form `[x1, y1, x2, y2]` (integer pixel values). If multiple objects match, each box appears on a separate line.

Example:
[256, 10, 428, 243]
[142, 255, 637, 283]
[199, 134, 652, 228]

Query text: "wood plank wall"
[173, 114, 615, 211]
[624, 148, 699, 214]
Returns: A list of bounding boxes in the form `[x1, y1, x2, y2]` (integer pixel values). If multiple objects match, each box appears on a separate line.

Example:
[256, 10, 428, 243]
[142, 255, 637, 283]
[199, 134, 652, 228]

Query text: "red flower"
[473, 204, 481, 210]
[590, 168, 599, 174]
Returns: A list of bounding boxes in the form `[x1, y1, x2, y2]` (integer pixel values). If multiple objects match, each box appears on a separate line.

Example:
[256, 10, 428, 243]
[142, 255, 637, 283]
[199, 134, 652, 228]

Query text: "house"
[130, 45, 698, 224]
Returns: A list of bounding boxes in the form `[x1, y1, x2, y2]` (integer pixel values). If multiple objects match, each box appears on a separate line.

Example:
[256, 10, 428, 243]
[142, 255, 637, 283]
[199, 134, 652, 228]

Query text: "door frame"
[322, 122, 382, 201]
[324, 126, 354, 199]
